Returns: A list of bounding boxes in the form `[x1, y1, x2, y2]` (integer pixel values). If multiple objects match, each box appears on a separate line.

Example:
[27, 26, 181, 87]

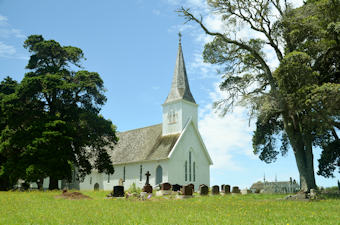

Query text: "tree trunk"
[288, 131, 317, 192]
[36, 178, 44, 190]
[49, 176, 59, 190]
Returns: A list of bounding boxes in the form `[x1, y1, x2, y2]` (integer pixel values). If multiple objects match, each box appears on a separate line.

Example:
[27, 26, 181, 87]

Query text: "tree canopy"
[179, 0, 340, 191]
[0, 35, 117, 190]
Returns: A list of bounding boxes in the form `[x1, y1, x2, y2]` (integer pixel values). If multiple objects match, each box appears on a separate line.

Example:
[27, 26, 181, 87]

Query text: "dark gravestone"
[181, 185, 193, 196]
[113, 185, 124, 197]
[143, 184, 153, 193]
[172, 184, 182, 192]
[145, 171, 151, 185]
[212, 185, 220, 195]
[142, 171, 153, 193]
[161, 182, 172, 191]
[232, 186, 240, 194]
[225, 185, 231, 193]
[188, 183, 195, 192]
[199, 184, 209, 195]
[221, 184, 226, 193]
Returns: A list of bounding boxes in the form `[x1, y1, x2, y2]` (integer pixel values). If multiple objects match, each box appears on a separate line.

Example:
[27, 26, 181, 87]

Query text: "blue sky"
[0, 0, 338, 188]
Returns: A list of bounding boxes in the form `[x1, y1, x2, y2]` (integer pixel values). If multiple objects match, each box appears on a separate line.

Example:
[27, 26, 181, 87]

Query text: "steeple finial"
[164, 35, 196, 104]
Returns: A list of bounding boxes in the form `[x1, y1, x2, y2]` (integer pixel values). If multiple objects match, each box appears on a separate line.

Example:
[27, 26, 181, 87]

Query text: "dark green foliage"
[318, 140, 340, 177]
[0, 35, 117, 189]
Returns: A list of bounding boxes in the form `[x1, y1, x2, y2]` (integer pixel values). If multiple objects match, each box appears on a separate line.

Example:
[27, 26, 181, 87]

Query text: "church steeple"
[162, 34, 198, 136]
[164, 33, 196, 104]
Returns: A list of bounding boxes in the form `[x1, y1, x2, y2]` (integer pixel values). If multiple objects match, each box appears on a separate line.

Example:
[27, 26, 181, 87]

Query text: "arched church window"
[193, 162, 196, 182]
[140, 165, 142, 181]
[90, 177, 92, 185]
[189, 151, 192, 181]
[185, 160, 187, 181]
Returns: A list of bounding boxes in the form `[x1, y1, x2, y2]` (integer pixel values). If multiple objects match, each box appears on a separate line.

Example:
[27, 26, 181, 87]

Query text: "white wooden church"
[72, 38, 213, 190]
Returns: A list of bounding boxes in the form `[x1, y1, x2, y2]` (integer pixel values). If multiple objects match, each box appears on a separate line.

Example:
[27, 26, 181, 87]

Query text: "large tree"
[179, 0, 340, 191]
[0, 35, 117, 190]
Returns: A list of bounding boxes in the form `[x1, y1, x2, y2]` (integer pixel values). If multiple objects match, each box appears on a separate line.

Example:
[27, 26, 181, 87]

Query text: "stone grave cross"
[145, 171, 151, 185]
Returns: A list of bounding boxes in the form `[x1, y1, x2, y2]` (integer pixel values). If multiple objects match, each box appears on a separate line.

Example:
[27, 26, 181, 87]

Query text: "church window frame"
[107, 173, 110, 183]
[193, 162, 196, 182]
[123, 166, 126, 181]
[185, 160, 188, 181]
[168, 109, 177, 124]
[140, 165, 142, 181]
[90, 177, 92, 185]
[189, 151, 192, 182]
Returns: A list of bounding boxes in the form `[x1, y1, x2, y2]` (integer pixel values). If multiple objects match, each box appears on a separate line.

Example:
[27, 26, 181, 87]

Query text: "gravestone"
[221, 184, 226, 193]
[172, 184, 182, 192]
[161, 182, 172, 191]
[143, 171, 153, 193]
[113, 185, 124, 197]
[241, 188, 251, 195]
[212, 185, 220, 195]
[188, 183, 195, 192]
[199, 184, 209, 195]
[225, 185, 231, 193]
[156, 182, 172, 197]
[232, 186, 240, 194]
[181, 185, 193, 196]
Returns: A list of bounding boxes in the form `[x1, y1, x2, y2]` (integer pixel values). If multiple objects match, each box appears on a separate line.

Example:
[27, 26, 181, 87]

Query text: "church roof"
[108, 124, 180, 165]
[164, 39, 196, 104]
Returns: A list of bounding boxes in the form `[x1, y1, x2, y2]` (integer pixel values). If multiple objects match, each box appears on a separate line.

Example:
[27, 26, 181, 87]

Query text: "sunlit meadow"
[0, 191, 339, 225]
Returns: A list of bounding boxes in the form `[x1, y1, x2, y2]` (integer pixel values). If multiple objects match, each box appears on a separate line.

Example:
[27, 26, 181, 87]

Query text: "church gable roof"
[108, 124, 180, 165]
[164, 39, 196, 104]
[168, 118, 213, 165]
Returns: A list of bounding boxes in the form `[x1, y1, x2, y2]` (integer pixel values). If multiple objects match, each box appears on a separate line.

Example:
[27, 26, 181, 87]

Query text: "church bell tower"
[162, 34, 198, 136]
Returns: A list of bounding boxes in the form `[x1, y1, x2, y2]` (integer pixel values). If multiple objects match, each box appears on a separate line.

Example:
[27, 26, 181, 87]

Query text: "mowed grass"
[0, 191, 339, 225]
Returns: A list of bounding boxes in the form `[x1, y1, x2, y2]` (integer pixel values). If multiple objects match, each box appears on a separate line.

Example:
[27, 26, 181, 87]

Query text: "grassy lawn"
[0, 191, 339, 225]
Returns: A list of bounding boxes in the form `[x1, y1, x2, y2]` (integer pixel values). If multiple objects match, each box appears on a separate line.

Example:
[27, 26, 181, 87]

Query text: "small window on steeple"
[168, 109, 177, 124]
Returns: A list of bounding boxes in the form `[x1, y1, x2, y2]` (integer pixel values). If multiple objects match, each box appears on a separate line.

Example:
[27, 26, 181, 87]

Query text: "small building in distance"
[250, 177, 300, 194]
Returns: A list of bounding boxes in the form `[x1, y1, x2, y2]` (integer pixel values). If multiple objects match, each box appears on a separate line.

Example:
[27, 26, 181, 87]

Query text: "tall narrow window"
[107, 173, 110, 183]
[140, 165, 142, 181]
[90, 177, 92, 185]
[193, 162, 196, 182]
[185, 161, 187, 181]
[189, 152, 192, 181]
[123, 166, 126, 181]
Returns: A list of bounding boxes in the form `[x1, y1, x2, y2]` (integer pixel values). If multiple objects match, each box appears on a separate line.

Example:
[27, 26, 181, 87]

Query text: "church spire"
[164, 34, 196, 104]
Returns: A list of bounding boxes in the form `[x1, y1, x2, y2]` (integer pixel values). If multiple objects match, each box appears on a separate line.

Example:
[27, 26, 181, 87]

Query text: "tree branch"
[178, 7, 278, 91]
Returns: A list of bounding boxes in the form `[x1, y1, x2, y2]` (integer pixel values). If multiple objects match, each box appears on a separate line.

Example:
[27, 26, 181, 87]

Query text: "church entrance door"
[94, 183, 99, 191]
[156, 165, 162, 185]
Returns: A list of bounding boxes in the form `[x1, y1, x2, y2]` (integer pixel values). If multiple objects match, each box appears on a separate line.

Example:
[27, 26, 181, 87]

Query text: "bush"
[127, 182, 141, 194]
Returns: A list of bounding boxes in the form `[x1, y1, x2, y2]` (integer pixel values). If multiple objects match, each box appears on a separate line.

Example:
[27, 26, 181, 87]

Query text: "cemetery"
[0, 185, 339, 224]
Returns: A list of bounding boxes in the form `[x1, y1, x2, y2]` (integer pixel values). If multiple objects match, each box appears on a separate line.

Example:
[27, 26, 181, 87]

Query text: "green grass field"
[0, 191, 339, 225]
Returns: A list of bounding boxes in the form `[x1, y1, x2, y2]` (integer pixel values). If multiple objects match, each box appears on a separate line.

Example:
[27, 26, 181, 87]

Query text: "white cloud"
[0, 14, 25, 39]
[0, 14, 8, 26]
[188, 51, 218, 79]
[152, 9, 161, 16]
[0, 41, 16, 57]
[198, 83, 256, 171]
